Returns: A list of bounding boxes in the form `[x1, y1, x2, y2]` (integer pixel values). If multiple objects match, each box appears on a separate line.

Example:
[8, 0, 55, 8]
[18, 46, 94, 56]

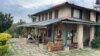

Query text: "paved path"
[5, 38, 100, 56]
[7, 38, 56, 56]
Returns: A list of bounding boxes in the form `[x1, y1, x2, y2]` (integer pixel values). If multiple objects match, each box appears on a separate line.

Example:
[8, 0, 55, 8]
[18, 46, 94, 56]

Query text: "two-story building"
[18, 0, 100, 51]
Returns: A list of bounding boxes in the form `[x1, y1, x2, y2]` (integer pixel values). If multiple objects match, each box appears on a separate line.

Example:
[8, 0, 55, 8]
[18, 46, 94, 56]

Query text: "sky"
[0, 0, 96, 23]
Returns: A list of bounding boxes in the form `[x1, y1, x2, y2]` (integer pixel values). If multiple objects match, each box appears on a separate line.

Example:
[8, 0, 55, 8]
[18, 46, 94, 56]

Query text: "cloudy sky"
[0, 0, 96, 23]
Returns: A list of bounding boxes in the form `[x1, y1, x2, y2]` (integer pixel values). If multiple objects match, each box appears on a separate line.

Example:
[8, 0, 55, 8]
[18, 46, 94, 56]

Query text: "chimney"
[94, 0, 100, 10]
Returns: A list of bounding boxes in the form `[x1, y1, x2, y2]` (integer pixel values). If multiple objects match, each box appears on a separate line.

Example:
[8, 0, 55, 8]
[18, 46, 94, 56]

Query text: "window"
[54, 10, 59, 18]
[49, 12, 52, 19]
[45, 13, 48, 20]
[48, 28, 52, 37]
[71, 8, 82, 19]
[38, 15, 40, 21]
[82, 10, 90, 21]
[42, 14, 44, 21]
[96, 13, 100, 22]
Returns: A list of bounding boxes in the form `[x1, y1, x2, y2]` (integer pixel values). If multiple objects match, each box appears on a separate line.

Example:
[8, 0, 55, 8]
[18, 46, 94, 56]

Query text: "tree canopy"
[28, 14, 36, 22]
[15, 19, 26, 35]
[0, 12, 13, 33]
[95, 26, 100, 38]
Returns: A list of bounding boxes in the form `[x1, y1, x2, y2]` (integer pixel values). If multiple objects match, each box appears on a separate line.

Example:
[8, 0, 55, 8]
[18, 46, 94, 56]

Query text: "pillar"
[51, 25, 55, 42]
[89, 11, 96, 46]
[77, 24, 83, 49]
[63, 24, 67, 47]
[89, 26, 95, 46]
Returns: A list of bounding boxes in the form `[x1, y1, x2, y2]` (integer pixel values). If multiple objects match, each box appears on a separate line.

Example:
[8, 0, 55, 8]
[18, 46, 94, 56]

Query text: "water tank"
[96, 0, 100, 4]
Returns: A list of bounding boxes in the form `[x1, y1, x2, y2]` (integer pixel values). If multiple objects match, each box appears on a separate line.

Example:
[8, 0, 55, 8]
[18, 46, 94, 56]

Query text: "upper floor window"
[54, 10, 59, 19]
[45, 13, 48, 20]
[42, 14, 44, 21]
[81, 10, 90, 21]
[49, 12, 52, 19]
[71, 8, 82, 19]
[38, 15, 40, 21]
[96, 13, 100, 22]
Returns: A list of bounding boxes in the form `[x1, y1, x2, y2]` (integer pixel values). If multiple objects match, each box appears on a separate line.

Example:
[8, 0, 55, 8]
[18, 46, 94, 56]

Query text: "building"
[18, 0, 100, 51]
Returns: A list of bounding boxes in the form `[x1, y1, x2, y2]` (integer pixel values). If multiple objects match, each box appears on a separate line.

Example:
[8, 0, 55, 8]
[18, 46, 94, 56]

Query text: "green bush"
[0, 43, 10, 55]
[91, 37, 100, 48]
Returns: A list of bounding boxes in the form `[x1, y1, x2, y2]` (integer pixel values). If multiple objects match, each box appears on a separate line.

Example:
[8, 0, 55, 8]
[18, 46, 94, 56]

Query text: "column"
[51, 25, 55, 42]
[89, 11, 96, 46]
[89, 26, 95, 46]
[63, 24, 67, 47]
[77, 24, 83, 49]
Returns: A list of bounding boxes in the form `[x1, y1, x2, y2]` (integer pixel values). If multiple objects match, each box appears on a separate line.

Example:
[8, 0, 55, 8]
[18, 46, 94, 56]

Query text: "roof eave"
[31, 2, 100, 16]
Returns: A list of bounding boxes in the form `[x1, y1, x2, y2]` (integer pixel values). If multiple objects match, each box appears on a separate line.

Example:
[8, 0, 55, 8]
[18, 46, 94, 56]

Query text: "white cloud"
[0, 0, 96, 23]
[15, 0, 68, 8]
[15, 0, 52, 8]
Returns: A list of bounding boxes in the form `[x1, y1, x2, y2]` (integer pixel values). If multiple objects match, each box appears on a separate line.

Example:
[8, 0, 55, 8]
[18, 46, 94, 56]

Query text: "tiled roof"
[17, 17, 100, 28]
[32, 1, 100, 16]
[17, 17, 66, 27]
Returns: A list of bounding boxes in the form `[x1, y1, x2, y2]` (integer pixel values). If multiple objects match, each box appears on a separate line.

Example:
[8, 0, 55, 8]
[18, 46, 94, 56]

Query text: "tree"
[0, 12, 13, 33]
[95, 26, 100, 38]
[28, 14, 36, 22]
[15, 19, 26, 35]
[91, 26, 100, 48]
[6, 19, 26, 38]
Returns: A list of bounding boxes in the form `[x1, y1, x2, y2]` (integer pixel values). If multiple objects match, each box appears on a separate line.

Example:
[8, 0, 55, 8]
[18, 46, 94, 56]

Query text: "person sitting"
[27, 33, 33, 43]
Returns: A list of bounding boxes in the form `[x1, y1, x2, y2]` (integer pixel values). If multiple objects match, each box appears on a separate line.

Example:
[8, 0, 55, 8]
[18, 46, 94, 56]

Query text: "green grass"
[57, 49, 99, 56]
[3, 48, 100, 56]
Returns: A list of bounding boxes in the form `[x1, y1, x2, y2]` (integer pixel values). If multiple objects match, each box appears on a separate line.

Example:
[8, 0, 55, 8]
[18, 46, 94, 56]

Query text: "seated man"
[27, 33, 33, 43]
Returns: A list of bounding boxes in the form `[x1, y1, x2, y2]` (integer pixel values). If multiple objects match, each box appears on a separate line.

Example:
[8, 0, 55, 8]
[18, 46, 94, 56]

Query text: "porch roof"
[17, 18, 100, 28]
[17, 17, 66, 28]
[63, 18, 100, 25]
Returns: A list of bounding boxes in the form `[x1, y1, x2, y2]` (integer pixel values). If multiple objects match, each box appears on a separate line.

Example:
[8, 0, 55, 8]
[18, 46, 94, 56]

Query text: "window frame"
[54, 10, 59, 19]
[45, 13, 48, 20]
[38, 15, 40, 21]
[71, 8, 82, 19]
[49, 11, 52, 19]
[42, 14, 44, 21]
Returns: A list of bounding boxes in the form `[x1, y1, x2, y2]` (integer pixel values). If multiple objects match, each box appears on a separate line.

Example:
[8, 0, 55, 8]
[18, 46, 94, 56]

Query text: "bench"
[47, 42, 64, 52]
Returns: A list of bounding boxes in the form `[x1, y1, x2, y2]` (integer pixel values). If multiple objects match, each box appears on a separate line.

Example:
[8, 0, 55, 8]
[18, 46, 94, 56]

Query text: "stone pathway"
[7, 38, 55, 56]
[5, 38, 100, 56]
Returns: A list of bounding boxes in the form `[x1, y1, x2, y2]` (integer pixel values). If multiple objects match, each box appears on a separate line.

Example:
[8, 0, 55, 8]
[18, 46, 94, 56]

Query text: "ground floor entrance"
[24, 22, 95, 51]
[27, 23, 94, 49]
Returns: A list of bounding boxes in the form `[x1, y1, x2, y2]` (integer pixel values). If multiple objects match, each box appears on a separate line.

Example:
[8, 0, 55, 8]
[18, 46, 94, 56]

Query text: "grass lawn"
[57, 49, 100, 56]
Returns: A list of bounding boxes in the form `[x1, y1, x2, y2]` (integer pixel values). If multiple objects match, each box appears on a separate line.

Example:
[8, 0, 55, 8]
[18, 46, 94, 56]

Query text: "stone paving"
[5, 38, 100, 56]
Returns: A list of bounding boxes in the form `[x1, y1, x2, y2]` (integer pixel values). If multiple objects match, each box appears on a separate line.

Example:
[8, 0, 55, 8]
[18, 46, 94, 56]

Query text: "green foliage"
[91, 37, 100, 48]
[28, 14, 36, 22]
[91, 26, 100, 48]
[95, 26, 100, 38]
[6, 19, 26, 38]
[0, 33, 11, 55]
[0, 12, 13, 33]
[0, 43, 10, 55]
[16, 19, 26, 35]
[0, 33, 11, 42]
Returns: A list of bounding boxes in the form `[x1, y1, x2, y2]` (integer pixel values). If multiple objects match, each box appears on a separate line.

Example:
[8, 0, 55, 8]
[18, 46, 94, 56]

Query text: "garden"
[0, 12, 13, 56]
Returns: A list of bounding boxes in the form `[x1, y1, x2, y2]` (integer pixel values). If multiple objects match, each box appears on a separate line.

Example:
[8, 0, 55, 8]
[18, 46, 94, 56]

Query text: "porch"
[17, 18, 96, 51]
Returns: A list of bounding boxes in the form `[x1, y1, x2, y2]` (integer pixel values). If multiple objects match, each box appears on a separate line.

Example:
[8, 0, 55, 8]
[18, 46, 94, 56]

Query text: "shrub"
[91, 37, 100, 48]
[0, 33, 11, 55]
[0, 33, 11, 41]
[0, 43, 10, 54]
